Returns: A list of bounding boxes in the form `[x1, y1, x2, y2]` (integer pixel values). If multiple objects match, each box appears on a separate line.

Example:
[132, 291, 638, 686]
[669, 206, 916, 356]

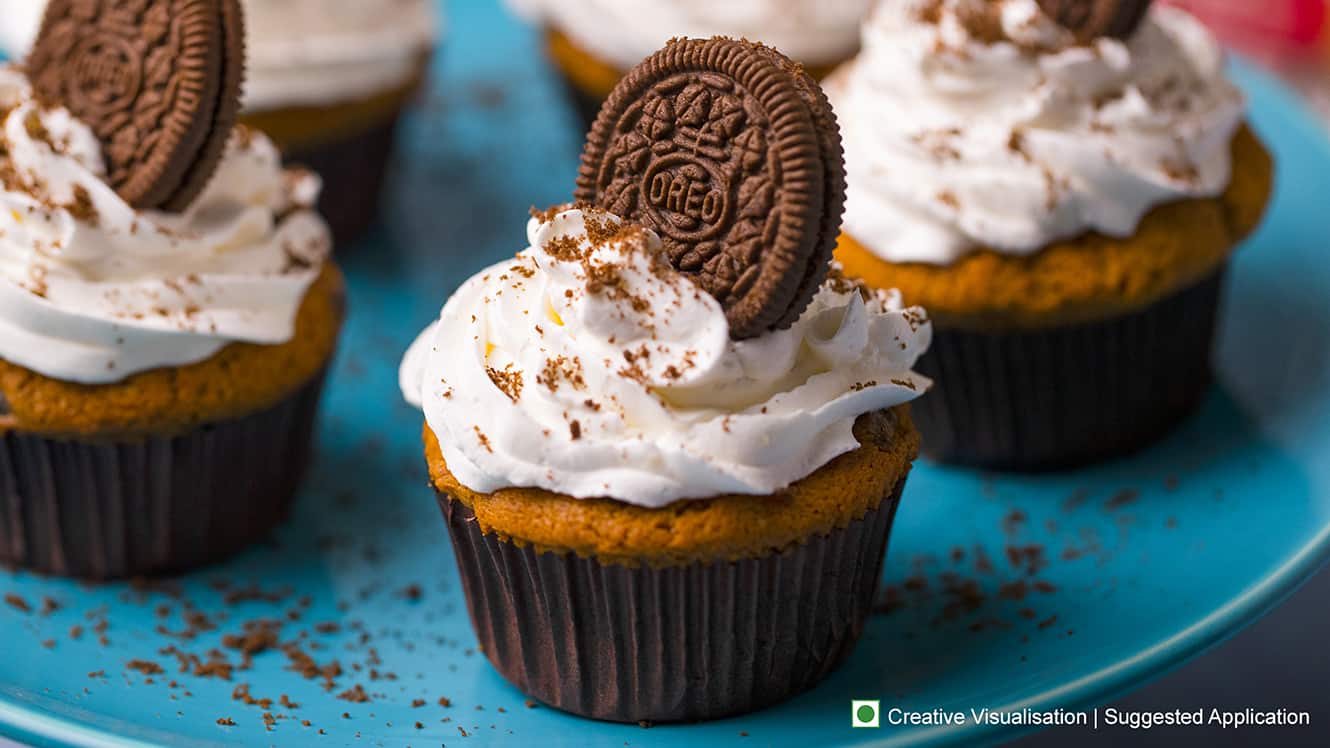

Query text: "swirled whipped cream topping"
[400, 207, 931, 507]
[0, 0, 438, 111]
[826, 0, 1246, 265]
[507, 0, 874, 69]
[0, 0, 43, 63]
[241, 0, 437, 110]
[0, 67, 331, 384]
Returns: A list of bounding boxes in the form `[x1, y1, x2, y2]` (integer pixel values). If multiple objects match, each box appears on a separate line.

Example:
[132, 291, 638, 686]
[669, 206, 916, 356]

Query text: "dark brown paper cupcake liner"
[0, 370, 329, 580]
[285, 116, 403, 246]
[438, 477, 906, 723]
[911, 266, 1228, 470]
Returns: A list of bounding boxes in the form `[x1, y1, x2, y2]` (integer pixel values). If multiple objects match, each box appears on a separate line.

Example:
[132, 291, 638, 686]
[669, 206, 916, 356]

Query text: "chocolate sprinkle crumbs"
[337, 684, 370, 703]
[485, 364, 524, 402]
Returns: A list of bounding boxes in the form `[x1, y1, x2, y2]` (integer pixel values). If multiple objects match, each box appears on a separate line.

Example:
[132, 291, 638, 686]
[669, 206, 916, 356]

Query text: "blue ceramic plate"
[2, 2, 1329, 746]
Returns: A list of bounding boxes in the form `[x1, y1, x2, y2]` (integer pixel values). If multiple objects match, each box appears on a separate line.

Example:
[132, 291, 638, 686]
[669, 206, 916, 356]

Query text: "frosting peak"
[0, 67, 331, 384]
[401, 207, 932, 507]
[828, 0, 1246, 265]
[240, 0, 438, 110]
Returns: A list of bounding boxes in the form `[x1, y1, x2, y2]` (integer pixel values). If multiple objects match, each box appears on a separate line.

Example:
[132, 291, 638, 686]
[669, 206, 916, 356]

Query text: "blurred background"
[0, 1, 1327, 746]
[1165, 0, 1330, 120]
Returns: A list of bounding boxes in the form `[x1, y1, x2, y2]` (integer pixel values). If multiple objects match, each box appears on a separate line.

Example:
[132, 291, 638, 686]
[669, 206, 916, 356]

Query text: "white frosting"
[0, 0, 43, 63]
[826, 1, 1246, 265]
[507, 0, 874, 68]
[0, 68, 331, 384]
[240, 0, 437, 110]
[400, 207, 931, 508]
[0, 0, 438, 111]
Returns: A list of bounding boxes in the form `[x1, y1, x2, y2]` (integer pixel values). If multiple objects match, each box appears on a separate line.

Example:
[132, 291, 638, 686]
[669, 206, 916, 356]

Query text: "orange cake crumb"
[0, 264, 345, 437]
[427, 406, 919, 568]
[836, 126, 1274, 329]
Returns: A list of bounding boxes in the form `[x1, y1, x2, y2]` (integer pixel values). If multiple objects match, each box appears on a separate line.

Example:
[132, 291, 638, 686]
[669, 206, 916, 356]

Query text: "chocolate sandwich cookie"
[26, 0, 246, 211]
[1036, 0, 1154, 42]
[576, 37, 846, 340]
[161, 0, 245, 213]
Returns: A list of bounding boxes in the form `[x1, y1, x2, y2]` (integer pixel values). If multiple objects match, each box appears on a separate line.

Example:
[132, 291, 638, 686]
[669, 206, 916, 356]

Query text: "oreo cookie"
[161, 0, 246, 213]
[576, 37, 846, 340]
[27, 0, 246, 211]
[1036, 0, 1154, 42]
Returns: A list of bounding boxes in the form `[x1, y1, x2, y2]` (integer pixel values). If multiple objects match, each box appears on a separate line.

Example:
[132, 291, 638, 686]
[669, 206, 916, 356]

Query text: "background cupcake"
[0, 3, 343, 579]
[0, 0, 440, 245]
[828, 0, 1274, 469]
[506, 0, 875, 125]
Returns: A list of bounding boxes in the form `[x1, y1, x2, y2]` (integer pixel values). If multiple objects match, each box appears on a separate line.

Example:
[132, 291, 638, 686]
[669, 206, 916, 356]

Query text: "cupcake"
[827, 0, 1274, 469]
[0, 3, 342, 578]
[506, 0, 876, 125]
[0, 0, 439, 244]
[400, 39, 933, 722]
[402, 207, 929, 721]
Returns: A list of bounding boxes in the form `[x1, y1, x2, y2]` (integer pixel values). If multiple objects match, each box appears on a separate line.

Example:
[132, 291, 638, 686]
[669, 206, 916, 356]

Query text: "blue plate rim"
[0, 706, 158, 748]
[3, 518, 1327, 748]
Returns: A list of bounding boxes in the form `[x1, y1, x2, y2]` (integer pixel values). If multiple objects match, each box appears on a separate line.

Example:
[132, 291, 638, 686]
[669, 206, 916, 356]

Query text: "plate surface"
[2, 2, 1330, 747]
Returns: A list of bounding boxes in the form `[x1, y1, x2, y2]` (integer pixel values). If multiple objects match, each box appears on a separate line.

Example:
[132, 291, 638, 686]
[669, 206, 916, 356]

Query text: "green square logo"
[852, 700, 880, 728]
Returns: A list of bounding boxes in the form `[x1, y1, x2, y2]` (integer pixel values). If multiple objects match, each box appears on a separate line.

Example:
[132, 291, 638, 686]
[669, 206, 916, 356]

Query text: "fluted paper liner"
[438, 477, 906, 723]
[911, 267, 1227, 470]
[0, 371, 328, 579]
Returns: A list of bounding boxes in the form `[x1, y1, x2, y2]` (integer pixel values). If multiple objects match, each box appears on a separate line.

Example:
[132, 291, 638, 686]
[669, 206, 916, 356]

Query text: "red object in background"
[1163, 0, 1328, 66]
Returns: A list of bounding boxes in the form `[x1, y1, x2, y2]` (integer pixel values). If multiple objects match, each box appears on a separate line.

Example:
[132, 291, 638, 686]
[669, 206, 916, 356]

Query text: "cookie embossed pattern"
[577, 37, 846, 338]
[27, 0, 246, 210]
